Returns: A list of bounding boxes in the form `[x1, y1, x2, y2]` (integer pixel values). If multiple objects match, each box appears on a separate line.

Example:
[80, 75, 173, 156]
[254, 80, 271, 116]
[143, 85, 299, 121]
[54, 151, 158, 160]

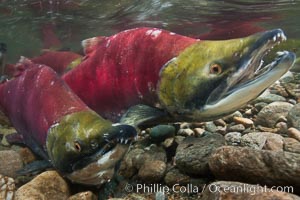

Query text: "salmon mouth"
[206, 29, 291, 105]
[232, 29, 287, 85]
[68, 125, 137, 185]
[199, 29, 296, 119]
[67, 143, 129, 185]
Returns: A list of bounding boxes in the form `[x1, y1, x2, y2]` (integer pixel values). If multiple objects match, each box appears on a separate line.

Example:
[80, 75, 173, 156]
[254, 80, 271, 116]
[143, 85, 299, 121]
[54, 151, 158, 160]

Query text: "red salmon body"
[62, 27, 198, 121]
[31, 51, 82, 75]
[0, 61, 88, 147]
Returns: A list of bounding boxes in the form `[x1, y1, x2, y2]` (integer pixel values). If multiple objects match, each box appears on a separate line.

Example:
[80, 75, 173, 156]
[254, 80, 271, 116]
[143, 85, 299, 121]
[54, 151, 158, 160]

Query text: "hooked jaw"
[158, 29, 296, 122]
[66, 143, 130, 185]
[230, 29, 287, 85]
[198, 29, 296, 120]
[199, 51, 295, 119]
[66, 124, 136, 185]
[66, 123, 136, 185]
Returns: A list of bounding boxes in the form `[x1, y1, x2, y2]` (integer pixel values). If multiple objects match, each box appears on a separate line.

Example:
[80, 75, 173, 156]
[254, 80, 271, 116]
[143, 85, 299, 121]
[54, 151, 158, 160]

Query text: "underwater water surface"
[0, 0, 299, 62]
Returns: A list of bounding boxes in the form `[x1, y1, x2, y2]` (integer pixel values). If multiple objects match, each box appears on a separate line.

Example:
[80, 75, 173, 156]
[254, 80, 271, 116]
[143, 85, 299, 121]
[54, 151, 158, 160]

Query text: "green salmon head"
[46, 110, 136, 185]
[158, 29, 296, 121]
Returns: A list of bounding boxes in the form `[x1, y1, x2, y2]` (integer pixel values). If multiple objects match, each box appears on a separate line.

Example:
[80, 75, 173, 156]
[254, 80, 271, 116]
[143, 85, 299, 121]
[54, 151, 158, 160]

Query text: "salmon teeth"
[276, 51, 286, 56]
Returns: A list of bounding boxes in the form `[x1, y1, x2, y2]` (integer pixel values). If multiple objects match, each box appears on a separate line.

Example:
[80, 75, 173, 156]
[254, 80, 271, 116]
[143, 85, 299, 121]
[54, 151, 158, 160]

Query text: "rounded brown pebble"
[209, 146, 300, 189]
[15, 171, 70, 200]
[233, 117, 254, 128]
[283, 138, 300, 154]
[164, 168, 190, 186]
[227, 124, 245, 132]
[287, 128, 300, 142]
[193, 128, 206, 137]
[175, 133, 225, 176]
[68, 191, 97, 200]
[138, 160, 166, 183]
[177, 128, 194, 136]
[17, 148, 37, 164]
[256, 102, 293, 128]
[0, 150, 23, 178]
[213, 119, 226, 127]
[275, 122, 288, 134]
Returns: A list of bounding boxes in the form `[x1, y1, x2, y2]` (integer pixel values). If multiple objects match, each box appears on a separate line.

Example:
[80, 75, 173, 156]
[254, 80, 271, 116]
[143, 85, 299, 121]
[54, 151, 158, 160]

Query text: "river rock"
[254, 102, 268, 111]
[177, 128, 194, 137]
[120, 193, 148, 200]
[283, 138, 300, 154]
[119, 148, 144, 178]
[15, 170, 70, 200]
[213, 119, 226, 127]
[0, 110, 11, 126]
[208, 146, 300, 190]
[138, 160, 166, 182]
[0, 150, 23, 178]
[0, 174, 15, 200]
[225, 132, 242, 146]
[17, 147, 37, 164]
[257, 125, 277, 133]
[175, 133, 225, 176]
[68, 191, 97, 200]
[223, 111, 243, 123]
[119, 145, 167, 178]
[264, 135, 284, 151]
[215, 126, 227, 135]
[161, 137, 174, 148]
[287, 104, 300, 129]
[241, 132, 284, 151]
[255, 102, 293, 128]
[288, 128, 300, 142]
[227, 124, 245, 132]
[0, 128, 17, 146]
[201, 181, 300, 200]
[289, 99, 298, 105]
[193, 128, 206, 137]
[204, 122, 217, 133]
[233, 117, 254, 128]
[149, 125, 175, 143]
[254, 93, 286, 104]
[275, 122, 288, 134]
[240, 132, 266, 150]
[164, 168, 190, 186]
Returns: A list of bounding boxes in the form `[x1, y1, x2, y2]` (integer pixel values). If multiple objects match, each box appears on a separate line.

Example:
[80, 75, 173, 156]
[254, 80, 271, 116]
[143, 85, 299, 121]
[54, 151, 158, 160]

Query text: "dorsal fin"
[81, 36, 106, 56]
[18, 56, 33, 64]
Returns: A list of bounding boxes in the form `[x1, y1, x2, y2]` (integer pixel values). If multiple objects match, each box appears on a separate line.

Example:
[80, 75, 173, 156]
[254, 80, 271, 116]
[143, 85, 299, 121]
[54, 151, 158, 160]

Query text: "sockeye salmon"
[0, 60, 136, 185]
[7, 28, 297, 127]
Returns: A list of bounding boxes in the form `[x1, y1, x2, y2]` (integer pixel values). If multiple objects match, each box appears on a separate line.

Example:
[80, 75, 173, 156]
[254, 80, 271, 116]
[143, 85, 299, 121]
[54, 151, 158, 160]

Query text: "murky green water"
[0, 0, 299, 62]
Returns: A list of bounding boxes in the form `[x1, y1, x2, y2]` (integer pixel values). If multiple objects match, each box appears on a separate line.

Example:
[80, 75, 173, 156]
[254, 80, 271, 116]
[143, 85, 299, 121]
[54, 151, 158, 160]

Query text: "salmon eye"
[74, 141, 81, 152]
[210, 64, 222, 74]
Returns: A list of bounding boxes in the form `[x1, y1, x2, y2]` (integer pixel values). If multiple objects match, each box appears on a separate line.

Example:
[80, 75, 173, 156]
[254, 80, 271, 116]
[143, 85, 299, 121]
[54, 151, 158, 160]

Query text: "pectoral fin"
[5, 132, 24, 144]
[17, 160, 53, 175]
[120, 104, 169, 127]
